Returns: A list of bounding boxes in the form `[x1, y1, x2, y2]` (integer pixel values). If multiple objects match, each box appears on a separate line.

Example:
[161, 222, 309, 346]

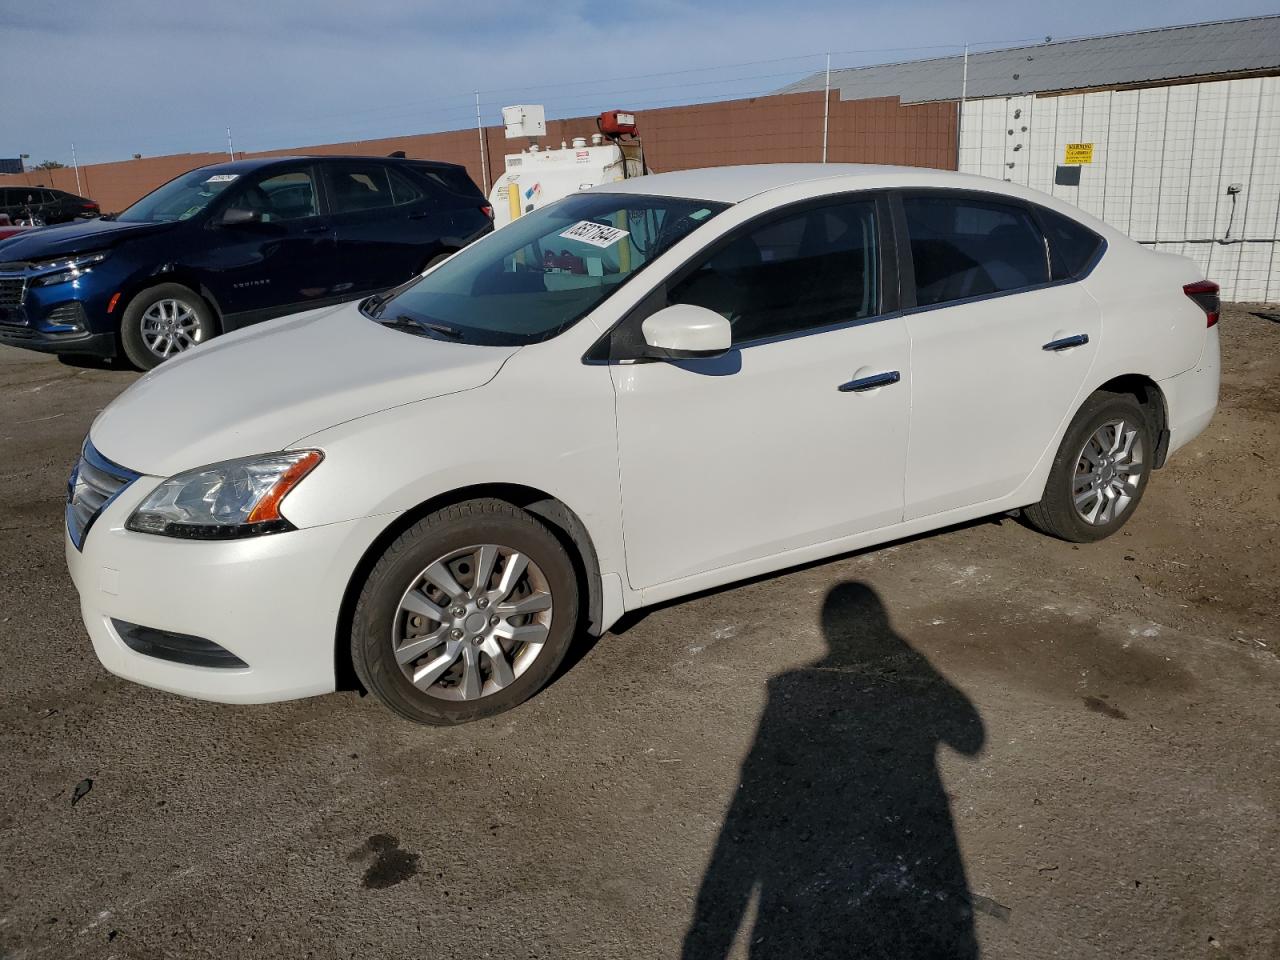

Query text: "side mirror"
[640, 304, 732, 360]
[219, 207, 261, 227]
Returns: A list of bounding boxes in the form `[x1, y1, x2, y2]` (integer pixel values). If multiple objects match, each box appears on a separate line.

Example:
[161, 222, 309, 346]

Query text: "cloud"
[2, 0, 1275, 164]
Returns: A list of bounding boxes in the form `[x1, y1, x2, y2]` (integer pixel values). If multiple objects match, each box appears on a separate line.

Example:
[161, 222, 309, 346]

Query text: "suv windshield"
[116, 169, 242, 223]
[369, 192, 727, 346]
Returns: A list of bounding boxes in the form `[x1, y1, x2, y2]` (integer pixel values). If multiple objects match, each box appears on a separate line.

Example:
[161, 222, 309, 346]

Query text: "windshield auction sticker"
[560, 221, 629, 248]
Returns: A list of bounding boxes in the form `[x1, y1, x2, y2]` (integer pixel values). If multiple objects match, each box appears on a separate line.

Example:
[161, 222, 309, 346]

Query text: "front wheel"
[351, 499, 580, 725]
[119, 283, 217, 370]
[1024, 392, 1154, 542]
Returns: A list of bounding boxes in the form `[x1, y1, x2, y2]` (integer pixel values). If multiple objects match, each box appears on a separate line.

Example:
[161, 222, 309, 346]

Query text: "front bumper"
[0, 267, 119, 357]
[66, 476, 392, 704]
[0, 324, 114, 355]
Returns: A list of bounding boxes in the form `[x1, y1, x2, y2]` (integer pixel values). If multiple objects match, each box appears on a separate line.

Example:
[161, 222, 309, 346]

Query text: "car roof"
[191, 155, 465, 175]
[592, 163, 1039, 204]
[590, 163, 1125, 239]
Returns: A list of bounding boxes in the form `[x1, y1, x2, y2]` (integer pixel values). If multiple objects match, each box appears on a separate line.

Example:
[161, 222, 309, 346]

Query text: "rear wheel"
[418, 250, 454, 275]
[1024, 392, 1153, 542]
[120, 283, 217, 370]
[351, 499, 579, 725]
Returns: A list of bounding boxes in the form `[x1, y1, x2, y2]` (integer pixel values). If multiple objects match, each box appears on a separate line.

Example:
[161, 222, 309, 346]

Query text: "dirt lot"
[1, 305, 1277, 960]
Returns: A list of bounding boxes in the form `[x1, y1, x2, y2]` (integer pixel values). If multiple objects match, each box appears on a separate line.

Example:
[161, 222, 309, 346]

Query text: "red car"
[0, 213, 35, 241]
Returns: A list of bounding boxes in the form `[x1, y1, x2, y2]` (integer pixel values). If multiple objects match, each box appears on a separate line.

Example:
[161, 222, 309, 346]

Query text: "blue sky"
[2, 0, 1277, 166]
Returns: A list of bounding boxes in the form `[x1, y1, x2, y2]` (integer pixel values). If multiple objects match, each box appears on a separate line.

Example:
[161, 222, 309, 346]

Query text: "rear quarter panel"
[1080, 239, 1210, 384]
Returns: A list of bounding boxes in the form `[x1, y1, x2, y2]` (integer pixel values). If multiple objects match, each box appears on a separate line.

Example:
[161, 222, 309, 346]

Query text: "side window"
[327, 165, 396, 214]
[234, 170, 319, 222]
[668, 199, 879, 345]
[902, 195, 1049, 307]
[1037, 206, 1103, 280]
[386, 166, 427, 206]
[418, 166, 485, 200]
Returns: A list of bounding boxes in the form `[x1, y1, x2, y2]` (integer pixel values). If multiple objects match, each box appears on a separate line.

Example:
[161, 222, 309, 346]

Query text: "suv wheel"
[1024, 392, 1153, 542]
[351, 499, 580, 725]
[120, 283, 217, 370]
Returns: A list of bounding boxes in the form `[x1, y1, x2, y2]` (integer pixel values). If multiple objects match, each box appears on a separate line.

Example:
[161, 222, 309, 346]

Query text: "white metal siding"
[959, 76, 1280, 301]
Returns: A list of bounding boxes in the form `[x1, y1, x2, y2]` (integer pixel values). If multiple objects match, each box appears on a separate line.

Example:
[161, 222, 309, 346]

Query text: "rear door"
[322, 161, 441, 293]
[897, 190, 1101, 520]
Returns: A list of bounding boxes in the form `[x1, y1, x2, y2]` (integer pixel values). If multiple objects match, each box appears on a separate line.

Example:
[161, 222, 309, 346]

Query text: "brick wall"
[0, 92, 957, 213]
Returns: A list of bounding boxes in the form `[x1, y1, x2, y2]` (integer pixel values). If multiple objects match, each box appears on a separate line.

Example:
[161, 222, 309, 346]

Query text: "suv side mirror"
[219, 207, 261, 227]
[640, 304, 732, 360]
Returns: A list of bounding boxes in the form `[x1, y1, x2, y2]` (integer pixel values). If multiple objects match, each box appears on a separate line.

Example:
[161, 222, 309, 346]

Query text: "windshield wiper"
[362, 291, 391, 318]
[382, 314, 464, 341]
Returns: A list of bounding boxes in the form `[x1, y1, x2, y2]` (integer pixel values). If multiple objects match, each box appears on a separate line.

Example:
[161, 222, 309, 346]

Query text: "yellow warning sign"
[1064, 143, 1094, 165]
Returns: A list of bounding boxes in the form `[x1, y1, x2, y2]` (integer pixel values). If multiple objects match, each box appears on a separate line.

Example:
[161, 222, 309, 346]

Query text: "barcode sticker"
[559, 220, 629, 248]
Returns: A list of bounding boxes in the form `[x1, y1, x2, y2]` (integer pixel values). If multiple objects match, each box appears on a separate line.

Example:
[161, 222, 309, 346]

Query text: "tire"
[351, 499, 580, 725]
[119, 283, 218, 370]
[1024, 392, 1154, 543]
[419, 250, 454, 275]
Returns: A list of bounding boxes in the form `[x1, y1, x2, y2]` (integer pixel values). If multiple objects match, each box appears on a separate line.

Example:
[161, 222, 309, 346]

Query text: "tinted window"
[233, 170, 318, 222]
[328, 165, 397, 213]
[669, 199, 879, 345]
[417, 166, 484, 200]
[1038, 206, 1103, 280]
[903, 195, 1048, 307]
[387, 166, 427, 205]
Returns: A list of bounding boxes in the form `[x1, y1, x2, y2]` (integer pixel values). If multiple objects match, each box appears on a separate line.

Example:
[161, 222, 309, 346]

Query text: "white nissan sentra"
[66, 165, 1220, 725]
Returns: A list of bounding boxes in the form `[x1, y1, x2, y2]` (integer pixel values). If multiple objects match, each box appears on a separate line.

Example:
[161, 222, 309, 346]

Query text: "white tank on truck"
[489, 106, 648, 228]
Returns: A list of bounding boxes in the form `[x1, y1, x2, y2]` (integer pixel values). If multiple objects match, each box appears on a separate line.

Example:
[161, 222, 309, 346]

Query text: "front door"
[202, 164, 339, 321]
[613, 195, 911, 591]
[897, 191, 1102, 519]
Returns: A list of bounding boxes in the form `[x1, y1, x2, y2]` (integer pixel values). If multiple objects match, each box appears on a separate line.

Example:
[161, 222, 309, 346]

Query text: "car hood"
[0, 217, 173, 262]
[91, 302, 520, 477]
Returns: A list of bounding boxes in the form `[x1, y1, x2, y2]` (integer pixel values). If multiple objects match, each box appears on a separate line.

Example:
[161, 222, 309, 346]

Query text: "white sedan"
[66, 164, 1220, 724]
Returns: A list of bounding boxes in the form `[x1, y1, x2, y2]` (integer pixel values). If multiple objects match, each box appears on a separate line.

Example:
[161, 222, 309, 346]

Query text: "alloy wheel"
[1072, 417, 1144, 525]
[391, 544, 553, 701]
[140, 298, 203, 359]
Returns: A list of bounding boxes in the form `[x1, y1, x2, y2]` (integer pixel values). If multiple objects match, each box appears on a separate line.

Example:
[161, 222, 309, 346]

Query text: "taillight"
[82, 202, 99, 210]
[480, 205, 494, 219]
[1183, 280, 1220, 327]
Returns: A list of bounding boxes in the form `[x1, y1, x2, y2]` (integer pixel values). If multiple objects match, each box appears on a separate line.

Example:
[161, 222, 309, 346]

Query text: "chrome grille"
[67, 441, 139, 550]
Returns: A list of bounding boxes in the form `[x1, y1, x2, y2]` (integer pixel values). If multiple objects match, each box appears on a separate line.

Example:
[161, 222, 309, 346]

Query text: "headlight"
[30, 250, 111, 287]
[126, 450, 323, 540]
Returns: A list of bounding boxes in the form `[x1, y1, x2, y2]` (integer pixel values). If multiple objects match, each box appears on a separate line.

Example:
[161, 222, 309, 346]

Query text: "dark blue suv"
[0, 155, 492, 368]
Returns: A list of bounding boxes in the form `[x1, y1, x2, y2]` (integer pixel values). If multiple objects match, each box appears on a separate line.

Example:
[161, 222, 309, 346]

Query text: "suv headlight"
[30, 250, 111, 287]
[126, 450, 323, 539]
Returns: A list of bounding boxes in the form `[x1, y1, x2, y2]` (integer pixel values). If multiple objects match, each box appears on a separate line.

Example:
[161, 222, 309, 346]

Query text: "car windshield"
[369, 192, 728, 346]
[116, 169, 242, 223]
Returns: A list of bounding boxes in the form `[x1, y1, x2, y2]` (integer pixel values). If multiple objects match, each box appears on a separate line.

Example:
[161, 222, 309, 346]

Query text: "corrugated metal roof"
[778, 16, 1280, 104]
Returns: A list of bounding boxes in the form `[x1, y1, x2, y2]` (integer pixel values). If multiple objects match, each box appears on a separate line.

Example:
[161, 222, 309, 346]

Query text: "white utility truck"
[489, 105, 648, 228]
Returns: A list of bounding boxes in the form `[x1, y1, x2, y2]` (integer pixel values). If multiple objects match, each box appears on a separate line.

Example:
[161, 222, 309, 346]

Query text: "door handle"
[407, 211, 433, 220]
[303, 224, 332, 234]
[838, 371, 901, 392]
[1042, 333, 1090, 351]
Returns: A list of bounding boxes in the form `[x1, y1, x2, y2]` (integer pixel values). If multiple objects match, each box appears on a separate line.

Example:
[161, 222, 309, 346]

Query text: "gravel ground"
[1, 304, 1277, 960]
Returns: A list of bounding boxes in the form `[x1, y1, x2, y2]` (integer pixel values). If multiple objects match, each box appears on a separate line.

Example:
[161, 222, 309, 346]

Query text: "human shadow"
[682, 582, 986, 959]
